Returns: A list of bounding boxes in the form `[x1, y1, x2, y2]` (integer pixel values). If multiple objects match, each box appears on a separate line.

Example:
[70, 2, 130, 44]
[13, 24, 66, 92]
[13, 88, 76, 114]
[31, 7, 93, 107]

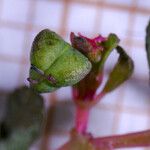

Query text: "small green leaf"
[103, 46, 134, 93]
[98, 33, 120, 70]
[29, 29, 91, 93]
[146, 20, 150, 78]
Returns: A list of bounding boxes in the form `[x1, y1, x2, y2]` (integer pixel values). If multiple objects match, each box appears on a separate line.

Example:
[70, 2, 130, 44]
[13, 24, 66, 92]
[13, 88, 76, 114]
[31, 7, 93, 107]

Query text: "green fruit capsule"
[28, 29, 92, 93]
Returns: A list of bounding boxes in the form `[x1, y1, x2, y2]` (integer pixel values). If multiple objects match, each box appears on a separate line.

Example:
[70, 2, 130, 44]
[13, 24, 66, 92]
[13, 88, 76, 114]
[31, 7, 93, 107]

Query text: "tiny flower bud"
[70, 32, 107, 62]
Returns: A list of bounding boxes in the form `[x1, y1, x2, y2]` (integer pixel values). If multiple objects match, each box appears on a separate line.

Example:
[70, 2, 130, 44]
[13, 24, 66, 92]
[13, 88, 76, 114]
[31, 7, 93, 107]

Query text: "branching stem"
[90, 130, 150, 149]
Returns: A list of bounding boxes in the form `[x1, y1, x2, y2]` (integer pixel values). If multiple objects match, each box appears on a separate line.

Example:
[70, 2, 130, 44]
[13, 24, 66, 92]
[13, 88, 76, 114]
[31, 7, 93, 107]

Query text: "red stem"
[75, 106, 90, 134]
[74, 91, 105, 135]
[90, 130, 150, 149]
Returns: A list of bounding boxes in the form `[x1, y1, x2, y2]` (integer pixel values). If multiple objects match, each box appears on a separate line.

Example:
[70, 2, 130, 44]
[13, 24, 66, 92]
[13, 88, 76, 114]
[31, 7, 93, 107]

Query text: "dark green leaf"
[0, 86, 44, 150]
[103, 46, 134, 93]
[146, 20, 150, 79]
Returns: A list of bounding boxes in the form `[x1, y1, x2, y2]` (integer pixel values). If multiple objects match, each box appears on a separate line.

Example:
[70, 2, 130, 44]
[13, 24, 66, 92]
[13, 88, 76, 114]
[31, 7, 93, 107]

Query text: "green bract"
[29, 29, 92, 93]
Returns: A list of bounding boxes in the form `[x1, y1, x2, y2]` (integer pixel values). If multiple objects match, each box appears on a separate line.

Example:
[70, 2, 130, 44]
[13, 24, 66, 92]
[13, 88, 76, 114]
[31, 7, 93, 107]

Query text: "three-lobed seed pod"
[29, 29, 92, 93]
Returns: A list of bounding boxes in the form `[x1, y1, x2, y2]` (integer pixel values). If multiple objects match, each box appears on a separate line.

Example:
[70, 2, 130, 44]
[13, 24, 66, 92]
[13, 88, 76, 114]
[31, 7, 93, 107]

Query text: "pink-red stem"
[90, 129, 150, 149]
[75, 106, 90, 134]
